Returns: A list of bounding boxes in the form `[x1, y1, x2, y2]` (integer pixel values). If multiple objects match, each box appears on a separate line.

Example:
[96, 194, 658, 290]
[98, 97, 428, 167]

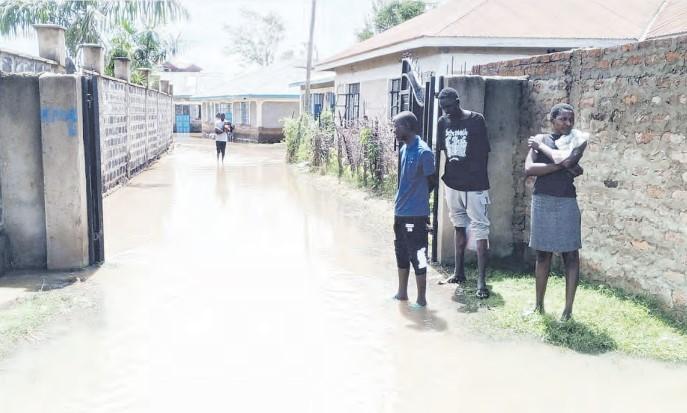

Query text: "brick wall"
[473, 35, 687, 314]
[0, 49, 57, 74]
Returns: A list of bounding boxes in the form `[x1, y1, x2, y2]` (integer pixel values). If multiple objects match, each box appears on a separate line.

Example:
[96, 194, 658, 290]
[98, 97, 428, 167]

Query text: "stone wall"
[472, 35, 687, 313]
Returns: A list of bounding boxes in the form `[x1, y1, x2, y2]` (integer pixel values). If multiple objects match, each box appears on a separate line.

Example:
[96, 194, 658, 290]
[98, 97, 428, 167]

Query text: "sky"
[0, 0, 376, 77]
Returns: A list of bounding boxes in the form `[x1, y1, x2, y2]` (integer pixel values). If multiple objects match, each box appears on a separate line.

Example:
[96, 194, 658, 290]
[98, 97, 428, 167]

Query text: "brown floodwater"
[1, 138, 685, 412]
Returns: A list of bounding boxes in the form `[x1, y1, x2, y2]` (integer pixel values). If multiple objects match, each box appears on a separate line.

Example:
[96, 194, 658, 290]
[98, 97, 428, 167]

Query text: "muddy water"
[1, 138, 685, 412]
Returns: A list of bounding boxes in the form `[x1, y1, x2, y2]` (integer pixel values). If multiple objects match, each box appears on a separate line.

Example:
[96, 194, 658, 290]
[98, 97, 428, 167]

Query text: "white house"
[316, 0, 687, 121]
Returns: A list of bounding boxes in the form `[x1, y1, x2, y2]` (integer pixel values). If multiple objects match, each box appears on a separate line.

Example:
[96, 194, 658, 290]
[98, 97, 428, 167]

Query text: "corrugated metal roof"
[645, 0, 687, 39]
[320, 0, 684, 67]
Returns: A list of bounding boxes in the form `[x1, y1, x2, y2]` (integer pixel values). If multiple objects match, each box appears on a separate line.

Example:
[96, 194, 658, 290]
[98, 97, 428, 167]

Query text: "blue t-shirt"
[394, 136, 435, 217]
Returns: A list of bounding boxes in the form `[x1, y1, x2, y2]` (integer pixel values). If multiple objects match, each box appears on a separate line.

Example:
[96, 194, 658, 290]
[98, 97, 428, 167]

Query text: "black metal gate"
[398, 59, 442, 262]
[81, 76, 105, 265]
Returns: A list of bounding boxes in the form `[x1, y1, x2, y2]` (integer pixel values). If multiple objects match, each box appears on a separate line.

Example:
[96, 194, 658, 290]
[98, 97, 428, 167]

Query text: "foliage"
[356, 0, 427, 41]
[0, 0, 188, 58]
[223, 8, 285, 67]
[103, 20, 168, 85]
[284, 113, 398, 197]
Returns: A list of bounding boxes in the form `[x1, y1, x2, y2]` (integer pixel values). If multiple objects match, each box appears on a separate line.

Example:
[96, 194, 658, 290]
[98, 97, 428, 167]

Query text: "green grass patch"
[0, 291, 89, 359]
[441, 267, 687, 362]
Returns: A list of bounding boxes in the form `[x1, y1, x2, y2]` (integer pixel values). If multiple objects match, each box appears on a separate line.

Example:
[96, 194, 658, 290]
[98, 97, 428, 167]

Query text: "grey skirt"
[529, 194, 581, 253]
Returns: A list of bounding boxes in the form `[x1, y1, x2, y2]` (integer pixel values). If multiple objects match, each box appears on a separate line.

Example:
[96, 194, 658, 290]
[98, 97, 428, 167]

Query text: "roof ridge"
[641, 0, 670, 41]
[434, 0, 489, 36]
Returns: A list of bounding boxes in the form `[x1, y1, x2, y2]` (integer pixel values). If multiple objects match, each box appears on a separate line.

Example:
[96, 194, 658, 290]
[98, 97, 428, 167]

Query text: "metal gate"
[81, 76, 105, 265]
[398, 59, 442, 262]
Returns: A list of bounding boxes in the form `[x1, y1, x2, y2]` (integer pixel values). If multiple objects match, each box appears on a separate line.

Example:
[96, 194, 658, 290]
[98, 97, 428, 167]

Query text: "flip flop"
[409, 302, 426, 309]
[476, 288, 490, 299]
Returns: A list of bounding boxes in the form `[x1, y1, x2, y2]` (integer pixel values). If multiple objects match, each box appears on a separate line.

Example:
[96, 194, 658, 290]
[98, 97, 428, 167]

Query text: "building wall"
[262, 101, 299, 128]
[331, 47, 549, 121]
[472, 35, 687, 314]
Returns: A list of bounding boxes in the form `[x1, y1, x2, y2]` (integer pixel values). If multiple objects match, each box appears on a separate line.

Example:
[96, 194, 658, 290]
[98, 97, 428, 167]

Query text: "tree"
[356, 0, 426, 41]
[0, 0, 187, 57]
[223, 8, 285, 67]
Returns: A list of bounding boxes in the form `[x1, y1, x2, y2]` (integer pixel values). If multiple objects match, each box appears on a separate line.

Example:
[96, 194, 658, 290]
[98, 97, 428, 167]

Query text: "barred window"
[389, 78, 401, 118]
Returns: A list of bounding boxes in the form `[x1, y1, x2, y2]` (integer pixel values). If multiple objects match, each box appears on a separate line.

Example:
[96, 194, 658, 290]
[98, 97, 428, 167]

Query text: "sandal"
[476, 288, 490, 299]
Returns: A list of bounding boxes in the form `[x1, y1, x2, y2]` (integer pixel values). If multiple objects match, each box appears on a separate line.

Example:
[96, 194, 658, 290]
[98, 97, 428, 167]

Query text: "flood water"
[1, 138, 686, 412]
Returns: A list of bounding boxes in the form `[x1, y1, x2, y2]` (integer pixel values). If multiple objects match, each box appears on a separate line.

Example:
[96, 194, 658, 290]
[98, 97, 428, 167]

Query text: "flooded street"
[1, 138, 686, 412]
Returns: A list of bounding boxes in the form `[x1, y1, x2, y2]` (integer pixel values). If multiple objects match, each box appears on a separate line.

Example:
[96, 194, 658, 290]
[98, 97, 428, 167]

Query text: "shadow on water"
[399, 303, 448, 332]
[451, 284, 505, 314]
[541, 316, 617, 355]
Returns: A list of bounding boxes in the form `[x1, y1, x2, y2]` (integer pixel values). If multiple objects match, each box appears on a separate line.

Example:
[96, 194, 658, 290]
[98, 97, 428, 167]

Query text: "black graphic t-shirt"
[437, 111, 490, 191]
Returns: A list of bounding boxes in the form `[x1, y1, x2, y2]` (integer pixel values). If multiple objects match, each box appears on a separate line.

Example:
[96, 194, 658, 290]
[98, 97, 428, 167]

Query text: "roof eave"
[316, 36, 636, 71]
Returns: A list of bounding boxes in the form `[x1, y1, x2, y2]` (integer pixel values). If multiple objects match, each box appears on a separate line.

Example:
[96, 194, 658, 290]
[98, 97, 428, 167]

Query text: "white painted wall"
[332, 47, 549, 121]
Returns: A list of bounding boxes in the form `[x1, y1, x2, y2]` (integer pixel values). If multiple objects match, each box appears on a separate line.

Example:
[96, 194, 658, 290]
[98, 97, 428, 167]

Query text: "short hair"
[438, 87, 459, 100]
[220, 113, 226, 121]
[215, 112, 222, 118]
[550, 103, 574, 120]
[393, 111, 419, 132]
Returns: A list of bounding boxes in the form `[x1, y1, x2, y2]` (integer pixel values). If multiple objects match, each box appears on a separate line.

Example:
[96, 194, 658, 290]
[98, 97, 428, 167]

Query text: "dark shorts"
[394, 216, 429, 275]
[216, 141, 227, 157]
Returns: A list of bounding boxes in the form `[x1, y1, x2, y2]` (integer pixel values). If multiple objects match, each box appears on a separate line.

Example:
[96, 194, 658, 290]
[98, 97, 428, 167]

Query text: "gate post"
[39, 74, 90, 270]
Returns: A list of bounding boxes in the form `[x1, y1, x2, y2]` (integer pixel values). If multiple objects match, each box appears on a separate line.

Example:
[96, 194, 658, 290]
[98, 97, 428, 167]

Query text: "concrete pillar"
[0, 75, 48, 269]
[38, 74, 89, 270]
[33, 24, 66, 67]
[160, 80, 170, 94]
[437, 76, 486, 265]
[137, 68, 151, 87]
[483, 78, 524, 259]
[256, 101, 264, 128]
[113, 56, 131, 81]
[168, 83, 174, 96]
[150, 74, 161, 91]
[80, 44, 104, 74]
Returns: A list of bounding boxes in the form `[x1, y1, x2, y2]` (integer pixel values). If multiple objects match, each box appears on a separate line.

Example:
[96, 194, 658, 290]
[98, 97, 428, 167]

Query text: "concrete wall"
[0, 74, 47, 269]
[472, 35, 687, 314]
[437, 76, 526, 264]
[0, 48, 57, 74]
[262, 101, 299, 128]
[39, 74, 89, 270]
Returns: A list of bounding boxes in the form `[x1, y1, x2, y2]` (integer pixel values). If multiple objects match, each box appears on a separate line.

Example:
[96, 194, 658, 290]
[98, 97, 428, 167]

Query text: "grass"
[442, 266, 687, 362]
[0, 290, 92, 360]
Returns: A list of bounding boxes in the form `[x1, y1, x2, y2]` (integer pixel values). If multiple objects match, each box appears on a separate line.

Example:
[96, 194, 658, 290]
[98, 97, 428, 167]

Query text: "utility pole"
[304, 0, 317, 115]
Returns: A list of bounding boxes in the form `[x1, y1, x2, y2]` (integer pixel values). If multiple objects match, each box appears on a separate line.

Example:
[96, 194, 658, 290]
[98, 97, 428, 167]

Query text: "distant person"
[436, 87, 491, 299]
[392, 111, 436, 308]
[525, 103, 586, 321]
[214, 113, 228, 163]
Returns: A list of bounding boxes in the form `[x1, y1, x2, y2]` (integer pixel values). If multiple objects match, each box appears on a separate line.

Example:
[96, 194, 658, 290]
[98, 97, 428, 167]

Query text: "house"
[290, 71, 336, 118]
[316, 0, 687, 121]
[159, 60, 214, 133]
[184, 63, 304, 143]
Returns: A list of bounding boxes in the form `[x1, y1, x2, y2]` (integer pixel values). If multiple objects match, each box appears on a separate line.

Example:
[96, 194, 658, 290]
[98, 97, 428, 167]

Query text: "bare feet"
[523, 305, 545, 317]
[393, 293, 408, 301]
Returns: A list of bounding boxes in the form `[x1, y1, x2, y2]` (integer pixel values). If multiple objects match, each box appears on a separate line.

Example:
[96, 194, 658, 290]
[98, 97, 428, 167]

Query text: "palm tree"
[0, 0, 188, 57]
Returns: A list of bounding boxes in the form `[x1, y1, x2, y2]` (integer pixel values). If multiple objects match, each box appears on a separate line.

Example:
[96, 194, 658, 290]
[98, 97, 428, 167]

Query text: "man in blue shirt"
[392, 111, 436, 307]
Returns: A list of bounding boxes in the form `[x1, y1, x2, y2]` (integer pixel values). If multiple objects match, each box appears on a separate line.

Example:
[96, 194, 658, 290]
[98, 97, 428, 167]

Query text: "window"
[342, 83, 359, 122]
[389, 78, 401, 118]
[312, 93, 324, 119]
[240, 102, 249, 125]
[325, 92, 336, 113]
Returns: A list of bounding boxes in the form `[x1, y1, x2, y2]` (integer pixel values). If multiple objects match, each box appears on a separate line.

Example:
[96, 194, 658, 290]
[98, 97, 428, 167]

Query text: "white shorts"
[444, 187, 491, 240]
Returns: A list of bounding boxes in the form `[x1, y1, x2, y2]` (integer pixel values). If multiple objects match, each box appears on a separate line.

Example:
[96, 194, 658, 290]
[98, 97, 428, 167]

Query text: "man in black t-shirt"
[436, 87, 491, 299]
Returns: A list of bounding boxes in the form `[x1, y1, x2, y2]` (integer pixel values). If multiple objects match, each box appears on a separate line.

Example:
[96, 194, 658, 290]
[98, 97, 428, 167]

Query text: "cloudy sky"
[0, 0, 378, 76]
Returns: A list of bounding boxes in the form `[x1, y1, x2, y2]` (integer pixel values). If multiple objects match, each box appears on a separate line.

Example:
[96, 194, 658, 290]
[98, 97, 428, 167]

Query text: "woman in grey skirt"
[525, 103, 586, 321]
